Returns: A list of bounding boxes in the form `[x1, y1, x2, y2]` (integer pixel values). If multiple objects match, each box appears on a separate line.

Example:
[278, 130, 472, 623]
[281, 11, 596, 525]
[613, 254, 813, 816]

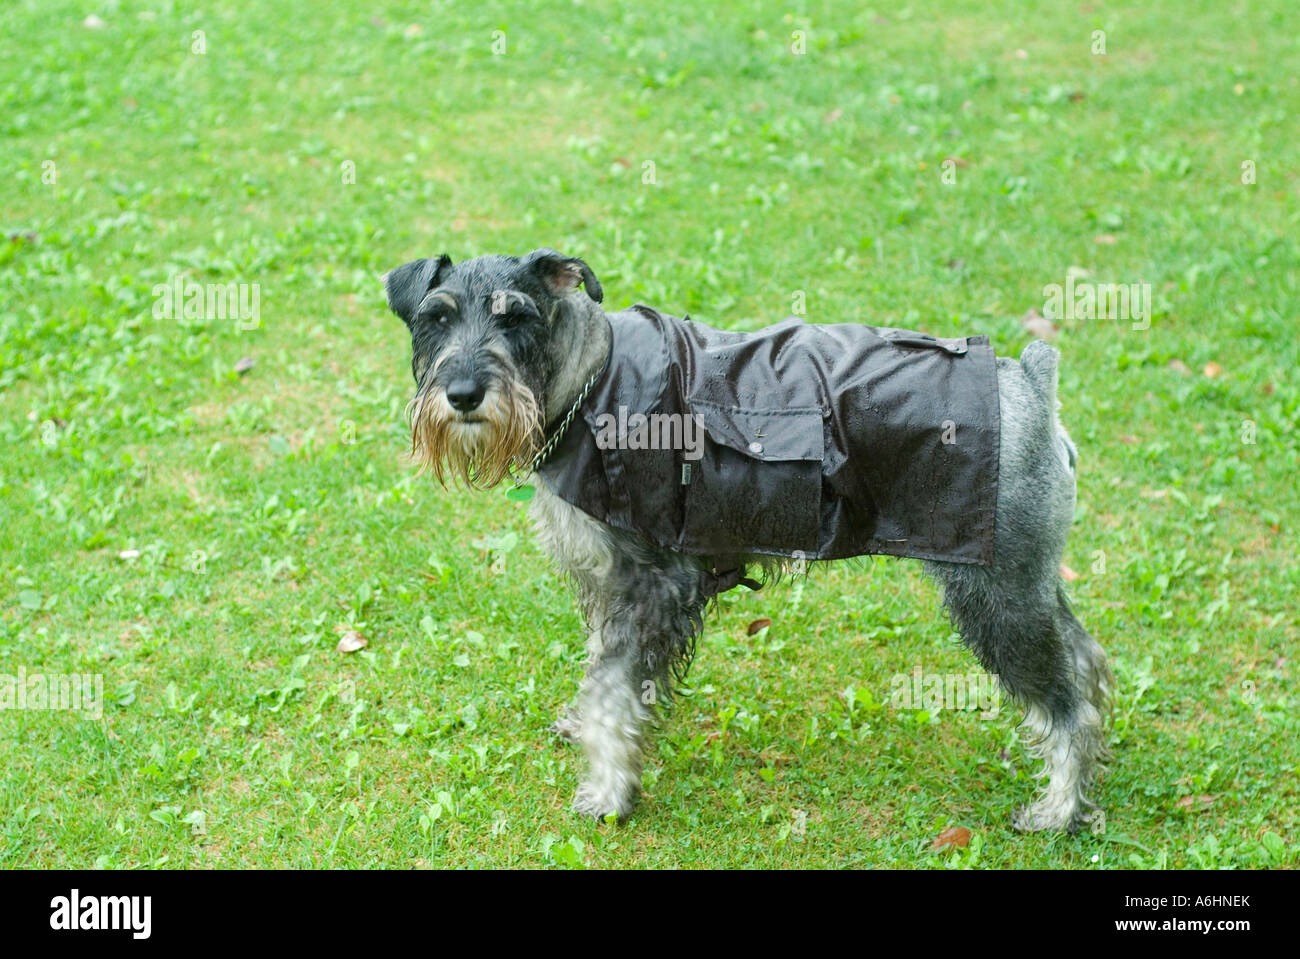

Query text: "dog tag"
[681, 463, 692, 485]
[506, 484, 535, 502]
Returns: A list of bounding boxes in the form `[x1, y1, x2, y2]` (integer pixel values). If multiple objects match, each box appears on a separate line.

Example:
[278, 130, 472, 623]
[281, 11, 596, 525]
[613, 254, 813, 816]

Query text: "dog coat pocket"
[681, 399, 825, 555]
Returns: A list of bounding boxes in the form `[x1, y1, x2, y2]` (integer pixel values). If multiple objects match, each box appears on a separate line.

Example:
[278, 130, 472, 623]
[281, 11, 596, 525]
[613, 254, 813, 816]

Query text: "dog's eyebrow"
[419, 290, 459, 312]
[487, 290, 535, 313]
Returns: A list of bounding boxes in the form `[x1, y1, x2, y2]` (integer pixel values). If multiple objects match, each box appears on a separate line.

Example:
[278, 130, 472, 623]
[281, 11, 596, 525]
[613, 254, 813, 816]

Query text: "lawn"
[0, 0, 1296, 868]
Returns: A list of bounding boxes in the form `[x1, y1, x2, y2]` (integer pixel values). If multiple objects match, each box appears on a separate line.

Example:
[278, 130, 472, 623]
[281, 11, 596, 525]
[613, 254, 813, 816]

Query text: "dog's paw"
[1012, 801, 1092, 834]
[1011, 804, 1055, 833]
[572, 783, 634, 822]
[549, 714, 582, 744]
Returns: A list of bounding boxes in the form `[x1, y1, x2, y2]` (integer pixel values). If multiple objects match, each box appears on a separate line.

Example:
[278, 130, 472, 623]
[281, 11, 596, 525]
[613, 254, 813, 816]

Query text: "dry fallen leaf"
[233, 356, 255, 374]
[1094, 234, 1117, 245]
[1203, 362, 1224, 378]
[1021, 308, 1058, 341]
[747, 618, 773, 636]
[1119, 434, 1139, 444]
[336, 628, 368, 653]
[1060, 564, 1080, 582]
[931, 826, 972, 851]
[1175, 795, 1215, 810]
[1168, 359, 1191, 376]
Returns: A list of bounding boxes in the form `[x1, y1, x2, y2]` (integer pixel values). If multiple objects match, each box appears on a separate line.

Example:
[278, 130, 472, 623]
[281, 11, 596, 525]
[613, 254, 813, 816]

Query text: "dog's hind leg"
[927, 562, 1108, 833]
[1058, 582, 1113, 741]
[1014, 586, 1111, 833]
[924, 341, 1110, 832]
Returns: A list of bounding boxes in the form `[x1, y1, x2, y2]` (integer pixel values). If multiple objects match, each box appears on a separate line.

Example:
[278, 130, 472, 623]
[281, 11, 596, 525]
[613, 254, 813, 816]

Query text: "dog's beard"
[406, 379, 542, 489]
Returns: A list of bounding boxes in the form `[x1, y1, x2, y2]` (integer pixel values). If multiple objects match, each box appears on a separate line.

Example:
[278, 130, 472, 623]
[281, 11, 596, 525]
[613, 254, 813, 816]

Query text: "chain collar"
[512, 366, 603, 486]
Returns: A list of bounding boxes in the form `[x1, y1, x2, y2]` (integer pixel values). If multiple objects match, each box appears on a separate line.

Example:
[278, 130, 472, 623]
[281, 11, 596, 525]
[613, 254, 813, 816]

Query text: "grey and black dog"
[383, 248, 1113, 833]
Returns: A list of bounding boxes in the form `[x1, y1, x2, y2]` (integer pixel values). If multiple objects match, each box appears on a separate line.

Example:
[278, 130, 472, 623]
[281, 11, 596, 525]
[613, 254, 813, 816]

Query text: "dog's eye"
[417, 309, 451, 327]
[501, 310, 533, 328]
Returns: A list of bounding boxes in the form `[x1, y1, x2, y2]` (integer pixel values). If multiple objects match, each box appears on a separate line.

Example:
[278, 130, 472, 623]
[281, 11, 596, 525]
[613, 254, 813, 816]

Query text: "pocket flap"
[689, 398, 825, 462]
[882, 331, 969, 355]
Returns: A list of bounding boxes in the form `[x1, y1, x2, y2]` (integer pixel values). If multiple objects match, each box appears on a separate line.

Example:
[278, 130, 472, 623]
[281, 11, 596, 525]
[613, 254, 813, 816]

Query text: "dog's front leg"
[531, 487, 708, 820]
[571, 625, 653, 821]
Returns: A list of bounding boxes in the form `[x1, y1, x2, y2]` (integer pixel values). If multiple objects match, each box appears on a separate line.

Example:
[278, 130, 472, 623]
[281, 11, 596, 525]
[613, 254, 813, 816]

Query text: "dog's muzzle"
[407, 377, 542, 489]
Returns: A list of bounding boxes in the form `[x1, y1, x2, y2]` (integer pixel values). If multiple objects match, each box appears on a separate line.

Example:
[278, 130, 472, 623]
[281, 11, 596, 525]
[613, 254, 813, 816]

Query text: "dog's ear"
[383, 255, 453, 324]
[524, 248, 603, 304]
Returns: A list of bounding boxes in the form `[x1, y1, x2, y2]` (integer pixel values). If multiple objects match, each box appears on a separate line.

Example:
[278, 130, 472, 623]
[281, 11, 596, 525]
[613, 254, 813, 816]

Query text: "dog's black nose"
[446, 379, 486, 413]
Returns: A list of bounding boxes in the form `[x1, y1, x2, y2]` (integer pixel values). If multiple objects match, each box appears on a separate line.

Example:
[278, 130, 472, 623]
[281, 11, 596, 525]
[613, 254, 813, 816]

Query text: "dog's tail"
[1019, 340, 1077, 474]
[1018, 340, 1060, 405]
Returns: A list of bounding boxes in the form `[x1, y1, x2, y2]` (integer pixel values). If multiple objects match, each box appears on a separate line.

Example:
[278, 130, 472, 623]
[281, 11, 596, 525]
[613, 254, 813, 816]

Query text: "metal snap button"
[748, 441, 763, 454]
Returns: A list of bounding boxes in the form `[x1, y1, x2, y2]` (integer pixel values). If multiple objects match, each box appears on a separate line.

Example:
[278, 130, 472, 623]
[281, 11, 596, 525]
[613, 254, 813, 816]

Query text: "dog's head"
[383, 249, 604, 488]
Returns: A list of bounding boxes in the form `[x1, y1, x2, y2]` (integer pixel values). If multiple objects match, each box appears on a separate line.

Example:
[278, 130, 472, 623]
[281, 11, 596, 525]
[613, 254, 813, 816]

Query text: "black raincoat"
[537, 306, 1000, 583]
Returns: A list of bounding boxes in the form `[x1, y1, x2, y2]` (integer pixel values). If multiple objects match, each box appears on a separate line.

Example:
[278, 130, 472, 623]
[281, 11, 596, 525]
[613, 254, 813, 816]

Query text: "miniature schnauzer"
[383, 248, 1112, 833]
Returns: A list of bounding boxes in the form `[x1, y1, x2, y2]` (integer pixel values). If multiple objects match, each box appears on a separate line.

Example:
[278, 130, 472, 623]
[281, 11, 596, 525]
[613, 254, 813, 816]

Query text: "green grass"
[1, 0, 1296, 868]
